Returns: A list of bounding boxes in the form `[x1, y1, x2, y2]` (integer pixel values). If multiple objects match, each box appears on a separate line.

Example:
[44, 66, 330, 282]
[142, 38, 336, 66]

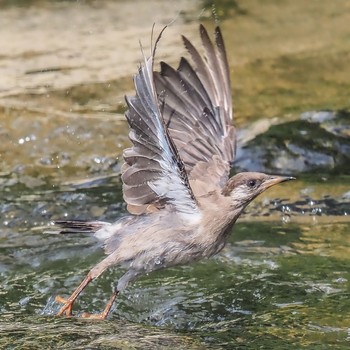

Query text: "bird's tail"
[49, 220, 108, 234]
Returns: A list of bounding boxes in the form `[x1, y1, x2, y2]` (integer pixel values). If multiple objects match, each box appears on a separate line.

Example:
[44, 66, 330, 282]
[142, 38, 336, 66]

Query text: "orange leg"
[81, 291, 119, 319]
[55, 252, 125, 318]
[56, 273, 92, 317]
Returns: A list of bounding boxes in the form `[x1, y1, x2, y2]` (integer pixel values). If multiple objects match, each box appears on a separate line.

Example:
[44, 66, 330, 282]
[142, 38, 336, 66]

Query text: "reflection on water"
[0, 0, 350, 349]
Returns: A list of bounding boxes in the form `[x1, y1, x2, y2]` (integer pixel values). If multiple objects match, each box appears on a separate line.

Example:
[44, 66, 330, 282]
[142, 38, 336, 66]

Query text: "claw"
[80, 291, 118, 320]
[56, 297, 74, 316]
[81, 312, 106, 319]
[55, 273, 118, 319]
[55, 273, 93, 317]
[55, 295, 68, 304]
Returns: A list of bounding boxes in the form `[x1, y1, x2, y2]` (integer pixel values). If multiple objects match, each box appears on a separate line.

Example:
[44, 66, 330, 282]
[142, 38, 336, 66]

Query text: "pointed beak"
[262, 175, 296, 190]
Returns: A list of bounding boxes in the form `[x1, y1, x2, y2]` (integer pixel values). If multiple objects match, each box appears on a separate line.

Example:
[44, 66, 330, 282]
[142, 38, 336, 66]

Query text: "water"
[1, 0, 350, 349]
[1, 179, 349, 349]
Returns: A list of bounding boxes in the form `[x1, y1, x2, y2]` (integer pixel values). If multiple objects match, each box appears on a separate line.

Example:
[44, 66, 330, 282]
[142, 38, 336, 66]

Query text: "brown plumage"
[53, 25, 294, 319]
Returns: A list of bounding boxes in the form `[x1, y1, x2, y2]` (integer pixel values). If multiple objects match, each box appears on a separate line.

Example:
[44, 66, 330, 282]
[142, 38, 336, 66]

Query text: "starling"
[54, 25, 294, 319]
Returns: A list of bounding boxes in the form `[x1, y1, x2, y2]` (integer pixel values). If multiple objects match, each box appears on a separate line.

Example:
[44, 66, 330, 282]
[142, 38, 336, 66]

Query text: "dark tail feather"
[49, 220, 108, 234]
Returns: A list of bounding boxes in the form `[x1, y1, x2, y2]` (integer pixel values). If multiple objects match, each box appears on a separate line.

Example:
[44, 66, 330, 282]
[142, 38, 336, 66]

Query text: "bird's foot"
[55, 273, 93, 317]
[80, 311, 107, 320]
[80, 291, 118, 320]
[55, 295, 74, 317]
[55, 288, 118, 319]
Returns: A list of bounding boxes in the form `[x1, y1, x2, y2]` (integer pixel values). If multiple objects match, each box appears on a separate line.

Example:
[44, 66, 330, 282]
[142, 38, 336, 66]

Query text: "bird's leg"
[81, 290, 119, 319]
[56, 273, 92, 316]
[55, 257, 138, 319]
[55, 252, 121, 318]
[78, 268, 140, 319]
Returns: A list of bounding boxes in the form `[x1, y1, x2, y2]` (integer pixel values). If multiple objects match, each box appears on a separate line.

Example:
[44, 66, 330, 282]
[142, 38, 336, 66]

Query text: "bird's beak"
[263, 175, 296, 190]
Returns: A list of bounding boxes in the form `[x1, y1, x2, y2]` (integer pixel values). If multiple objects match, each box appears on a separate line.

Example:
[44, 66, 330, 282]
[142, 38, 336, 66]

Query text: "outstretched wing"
[122, 30, 199, 216]
[154, 25, 235, 196]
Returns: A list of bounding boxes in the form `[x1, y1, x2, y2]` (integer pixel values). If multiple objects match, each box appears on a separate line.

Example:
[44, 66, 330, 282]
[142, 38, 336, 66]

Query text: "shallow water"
[1, 0, 350, 349]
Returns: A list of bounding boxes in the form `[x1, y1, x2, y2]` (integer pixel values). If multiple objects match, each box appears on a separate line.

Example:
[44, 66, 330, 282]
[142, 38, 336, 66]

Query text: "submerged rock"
[235, 110, 350, 175]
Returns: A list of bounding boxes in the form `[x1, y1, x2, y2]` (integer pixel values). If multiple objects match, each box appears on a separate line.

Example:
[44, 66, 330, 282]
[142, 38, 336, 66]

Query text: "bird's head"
[222, 172, 295, 209]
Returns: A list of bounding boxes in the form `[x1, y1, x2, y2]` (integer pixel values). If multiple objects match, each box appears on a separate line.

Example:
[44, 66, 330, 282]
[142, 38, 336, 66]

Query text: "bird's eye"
[247, 179, 257, 188]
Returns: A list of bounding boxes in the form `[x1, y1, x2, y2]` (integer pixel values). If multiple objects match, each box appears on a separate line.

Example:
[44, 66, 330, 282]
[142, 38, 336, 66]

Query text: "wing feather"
[154, 25, 235, 195]
[123, 25, 235, 213]
[122, 30, 199, 216]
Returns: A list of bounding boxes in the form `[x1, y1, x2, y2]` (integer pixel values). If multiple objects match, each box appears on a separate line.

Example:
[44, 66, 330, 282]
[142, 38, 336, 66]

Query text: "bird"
[53, 24, 295, 319]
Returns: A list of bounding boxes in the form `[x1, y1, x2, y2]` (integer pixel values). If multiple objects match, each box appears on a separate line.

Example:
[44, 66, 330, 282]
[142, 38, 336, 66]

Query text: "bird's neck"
[198, 190, 245, 235]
